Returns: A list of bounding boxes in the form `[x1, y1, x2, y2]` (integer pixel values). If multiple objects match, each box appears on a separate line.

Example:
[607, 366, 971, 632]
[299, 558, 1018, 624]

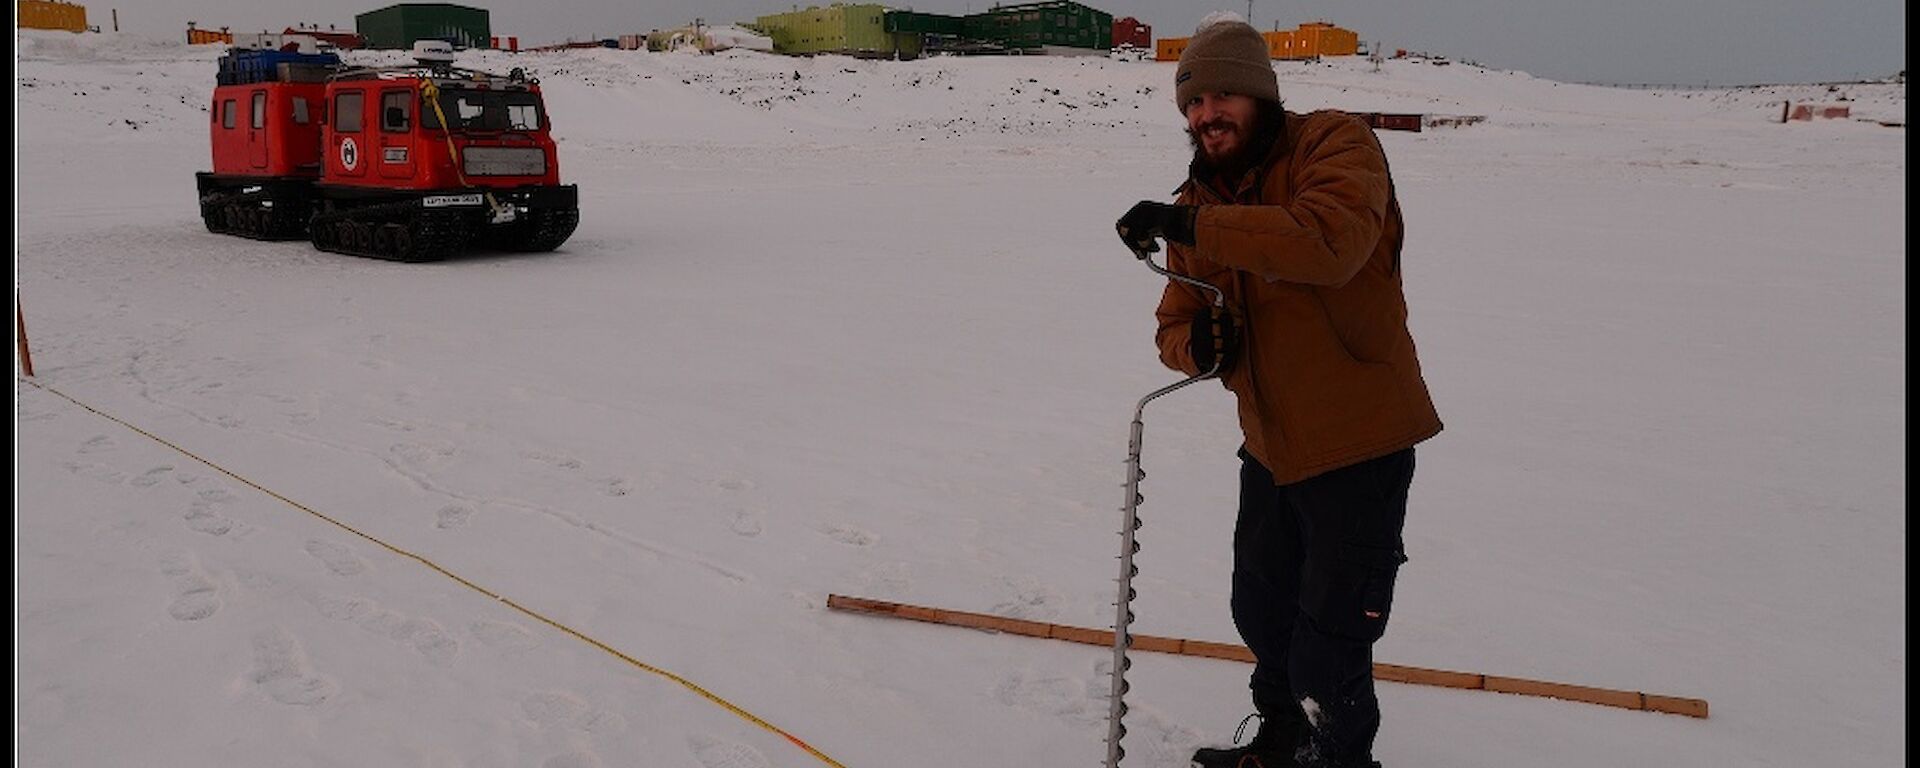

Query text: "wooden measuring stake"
[16, 294, 34, 377]
[826, 594, 1708, 719]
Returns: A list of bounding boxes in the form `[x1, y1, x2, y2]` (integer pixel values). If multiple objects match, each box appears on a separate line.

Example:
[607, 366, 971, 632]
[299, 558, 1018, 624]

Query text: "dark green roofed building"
[885, 1, 1113, 56]
[356, 3, 491, 50]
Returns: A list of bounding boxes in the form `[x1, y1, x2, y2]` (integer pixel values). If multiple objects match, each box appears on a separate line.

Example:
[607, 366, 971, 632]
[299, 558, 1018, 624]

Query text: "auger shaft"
[1103, 248, 1225, 767]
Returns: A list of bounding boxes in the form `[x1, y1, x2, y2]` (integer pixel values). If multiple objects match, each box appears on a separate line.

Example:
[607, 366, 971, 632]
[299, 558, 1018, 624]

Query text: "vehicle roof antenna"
[411, 39, 457, 73]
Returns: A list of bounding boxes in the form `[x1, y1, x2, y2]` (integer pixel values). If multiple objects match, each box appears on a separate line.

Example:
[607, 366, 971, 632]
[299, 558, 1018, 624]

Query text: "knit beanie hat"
[1175, 14, 1279, 110]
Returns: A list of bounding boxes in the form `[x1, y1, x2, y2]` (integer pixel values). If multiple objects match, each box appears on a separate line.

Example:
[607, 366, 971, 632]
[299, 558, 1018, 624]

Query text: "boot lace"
[1231, 712, 1264, 745]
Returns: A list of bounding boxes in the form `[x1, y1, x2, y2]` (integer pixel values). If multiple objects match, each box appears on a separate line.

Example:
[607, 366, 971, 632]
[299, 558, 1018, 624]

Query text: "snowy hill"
[15, 30, 1905, 768]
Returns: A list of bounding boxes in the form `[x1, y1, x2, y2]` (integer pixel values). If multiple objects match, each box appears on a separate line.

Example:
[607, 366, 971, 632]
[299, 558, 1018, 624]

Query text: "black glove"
[1188, 306, 1239, 374]
[1116, 201, 1197, 256]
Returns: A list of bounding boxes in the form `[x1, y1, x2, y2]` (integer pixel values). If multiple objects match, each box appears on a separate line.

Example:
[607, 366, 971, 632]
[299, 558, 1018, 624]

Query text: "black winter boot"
[1191, 711, 1308, 768]
[1293, 732, 1384, 768]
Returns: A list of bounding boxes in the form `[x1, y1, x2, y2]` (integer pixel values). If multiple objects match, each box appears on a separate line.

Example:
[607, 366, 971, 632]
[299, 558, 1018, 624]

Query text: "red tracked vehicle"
[196, 41, 579, 261]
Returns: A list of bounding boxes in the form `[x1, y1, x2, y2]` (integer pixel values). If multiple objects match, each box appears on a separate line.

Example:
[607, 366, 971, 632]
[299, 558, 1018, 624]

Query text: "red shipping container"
[1787, 103, 1851, 121]
[1112, 17, 1151, 49]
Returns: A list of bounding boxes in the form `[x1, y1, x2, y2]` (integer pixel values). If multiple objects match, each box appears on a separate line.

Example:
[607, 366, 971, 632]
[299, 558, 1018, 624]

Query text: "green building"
[887, 1, 1113, 55]
[972, 1, 1112, 52]
[356, 3, 491, 50]
[752, 3, 922, 59]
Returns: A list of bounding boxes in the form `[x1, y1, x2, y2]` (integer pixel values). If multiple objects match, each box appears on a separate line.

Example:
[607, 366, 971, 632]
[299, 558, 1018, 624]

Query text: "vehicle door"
[329, 88, 369, 182]
[247, 89, 269, 169]
[376, 87, 417, 183]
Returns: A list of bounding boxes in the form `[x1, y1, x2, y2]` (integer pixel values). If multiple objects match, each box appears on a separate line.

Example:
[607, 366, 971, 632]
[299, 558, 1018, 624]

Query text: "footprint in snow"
[248, 627, 335, 706]
[993, 670, 1100, 726]
[169, 578, 221, 621]
[522, 450, 582, 470]
[470, 620, 539, 654]
[184, 503, 233, 536]
[361, 610, 461, 665]
[687, 734, 770, 768]
[593, 477, 632, 497]
[520, 691, 622, 732]
[304, 539, 369, 576]
[435, 505, 473, 530]
[816, 522, 877, 547]
[314, 594, 377, 622]
[129, 466, 174, 487]
[159, 552, 220, 621]
[316, 594, 461, 664]
[77, 435, 115, 453]
[730, 508, 764, 537]
[392, 441, 456, 466]
[63, 461, 128, 485]
[542, 752, 605, 768]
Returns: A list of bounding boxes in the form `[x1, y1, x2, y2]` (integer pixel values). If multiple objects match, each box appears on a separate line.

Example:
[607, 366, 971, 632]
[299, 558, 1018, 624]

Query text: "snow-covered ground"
[15, 30, 1904, 768]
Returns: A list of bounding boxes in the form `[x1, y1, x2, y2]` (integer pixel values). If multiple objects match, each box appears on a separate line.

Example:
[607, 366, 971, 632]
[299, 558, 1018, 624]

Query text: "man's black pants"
[1232, 447, 1414, 763]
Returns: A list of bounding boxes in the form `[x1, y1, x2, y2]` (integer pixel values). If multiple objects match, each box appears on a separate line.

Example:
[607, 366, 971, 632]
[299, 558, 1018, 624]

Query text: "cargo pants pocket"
[1306, 543, 1408, 643]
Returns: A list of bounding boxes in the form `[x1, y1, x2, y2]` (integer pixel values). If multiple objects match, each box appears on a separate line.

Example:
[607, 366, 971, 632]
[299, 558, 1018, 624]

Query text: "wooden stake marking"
[826, 594, 1708, 719]
[16, 295, 35, 378]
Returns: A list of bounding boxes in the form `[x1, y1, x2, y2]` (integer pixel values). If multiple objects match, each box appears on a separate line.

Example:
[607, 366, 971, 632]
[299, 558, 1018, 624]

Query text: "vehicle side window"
[335, 91, 364, 133]
[251, 91, 267, 129]
[222, 99, 236, 129]
[381, 90, 411, 132]
[292, 97, 310, 125]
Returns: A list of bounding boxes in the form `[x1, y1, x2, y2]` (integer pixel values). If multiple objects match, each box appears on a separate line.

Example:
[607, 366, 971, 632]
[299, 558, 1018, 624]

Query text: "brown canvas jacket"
[1155, 109, 1442, 484]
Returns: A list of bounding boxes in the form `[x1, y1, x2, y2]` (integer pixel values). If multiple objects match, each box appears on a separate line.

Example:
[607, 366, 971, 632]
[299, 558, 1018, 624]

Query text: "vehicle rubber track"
[309, 201, 472, 263]
[501, 207, 581, 252]
[200, 194, 310, 241]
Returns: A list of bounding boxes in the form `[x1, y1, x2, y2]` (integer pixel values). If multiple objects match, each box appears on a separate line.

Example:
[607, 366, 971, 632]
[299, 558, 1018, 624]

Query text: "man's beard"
[1188, 103, 1281, 181]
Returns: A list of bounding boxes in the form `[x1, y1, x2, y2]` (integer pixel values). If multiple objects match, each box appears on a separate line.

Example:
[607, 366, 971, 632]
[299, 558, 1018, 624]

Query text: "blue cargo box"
[217, 50, 342, 85]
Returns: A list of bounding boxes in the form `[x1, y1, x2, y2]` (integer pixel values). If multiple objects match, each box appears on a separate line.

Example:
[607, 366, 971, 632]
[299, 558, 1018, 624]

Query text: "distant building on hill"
[186, 23, 235, 45]
[1112, 16, 1150, 50]
[285, 24, 367, 50]
[1156, 20, 1360, 62]
[356, 3, 490, 50]
[752, 3, 921, 59]
[18, 0, 88, 32]
[645, 22, 773, 54]
[885, 1, 1114, 56]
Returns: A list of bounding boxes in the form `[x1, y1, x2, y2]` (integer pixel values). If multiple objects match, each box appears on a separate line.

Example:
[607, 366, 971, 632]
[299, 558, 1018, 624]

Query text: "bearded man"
[1114, 16, 1443, 768]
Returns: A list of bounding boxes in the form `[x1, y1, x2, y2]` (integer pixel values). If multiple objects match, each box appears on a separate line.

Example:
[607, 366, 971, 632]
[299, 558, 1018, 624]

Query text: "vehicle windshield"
[421, 89, 544, 132]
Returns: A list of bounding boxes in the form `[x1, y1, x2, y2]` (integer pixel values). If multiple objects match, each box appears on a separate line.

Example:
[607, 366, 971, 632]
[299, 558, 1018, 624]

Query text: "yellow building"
[753, 3, 920, 59]
[18, 0, 87, 32]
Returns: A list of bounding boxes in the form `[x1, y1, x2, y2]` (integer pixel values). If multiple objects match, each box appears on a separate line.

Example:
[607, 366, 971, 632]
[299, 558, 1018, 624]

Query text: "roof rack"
[327, 64, 538, 87]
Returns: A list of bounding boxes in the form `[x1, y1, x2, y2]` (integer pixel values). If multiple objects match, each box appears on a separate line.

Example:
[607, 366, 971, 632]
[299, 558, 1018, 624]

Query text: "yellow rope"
[18, 376, 847, 768]
[420, 79, 510, 219]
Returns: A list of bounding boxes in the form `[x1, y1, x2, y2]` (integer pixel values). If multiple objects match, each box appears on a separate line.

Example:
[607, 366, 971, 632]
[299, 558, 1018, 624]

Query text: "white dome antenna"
[411, 39, 456, 66]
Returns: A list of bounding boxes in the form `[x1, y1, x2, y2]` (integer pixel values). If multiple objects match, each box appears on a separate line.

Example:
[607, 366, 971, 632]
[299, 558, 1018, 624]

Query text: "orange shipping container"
[1167, 21, 1357, 63]
[1298, 22, 1358, 57]
[188, 27, 235, 45]
[1279, 22, 1359, 58]
[1262, 30, 1294, 59]
[1156, 36, 1188, 62]
[18, 0, 88, 32]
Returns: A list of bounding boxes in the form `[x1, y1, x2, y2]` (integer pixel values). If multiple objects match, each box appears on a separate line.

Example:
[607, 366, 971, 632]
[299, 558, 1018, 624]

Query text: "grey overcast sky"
[104, 0, 1902, 85]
